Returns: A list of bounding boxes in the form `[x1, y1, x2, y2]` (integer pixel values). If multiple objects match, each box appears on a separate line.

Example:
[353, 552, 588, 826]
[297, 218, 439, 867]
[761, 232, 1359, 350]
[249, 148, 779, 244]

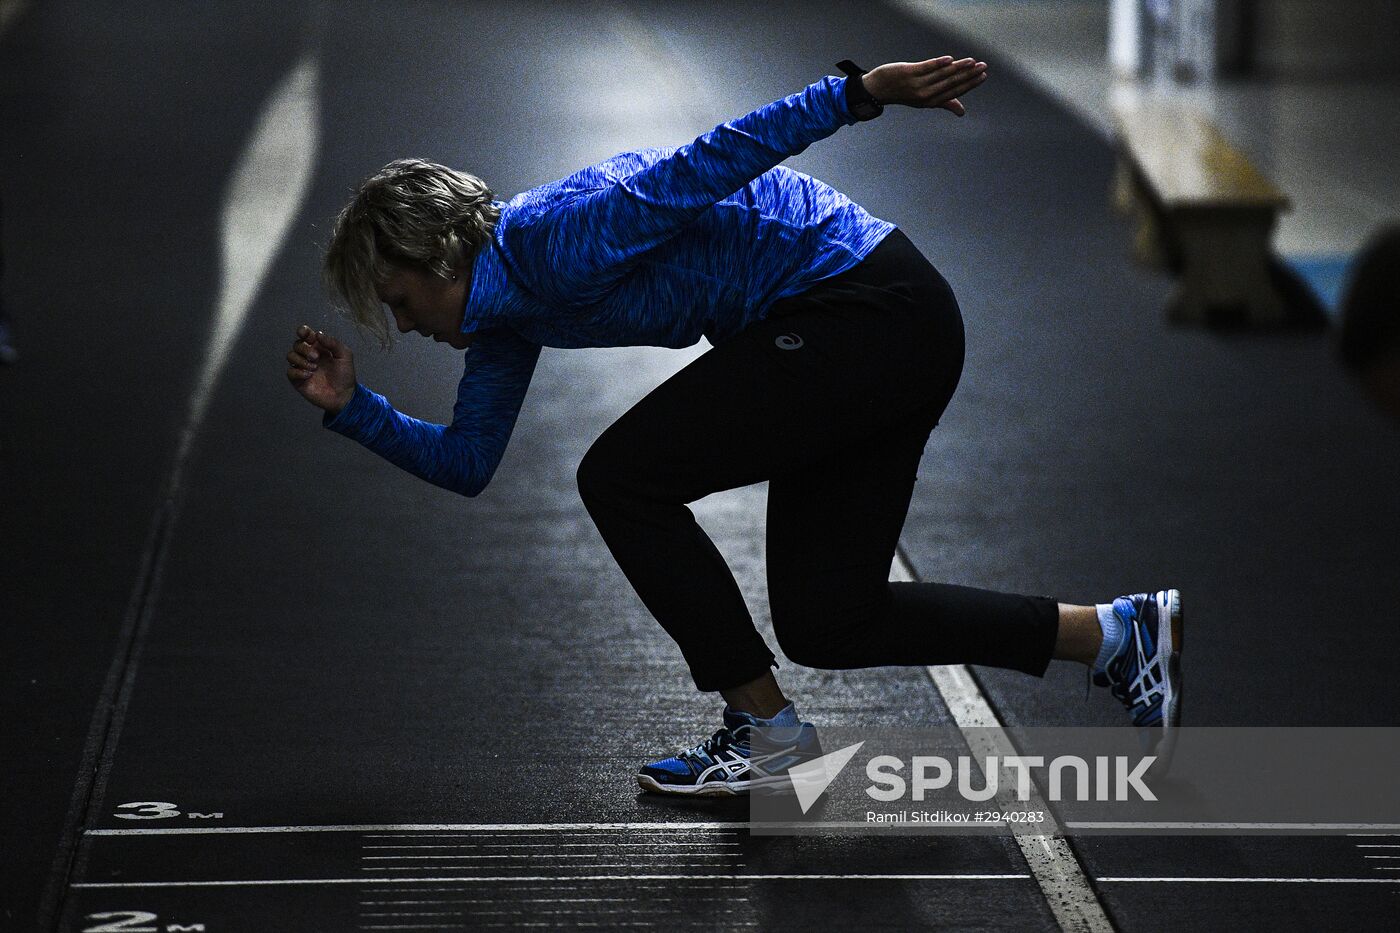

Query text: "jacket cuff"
[834, 75, 861, 125]
[841, 73, 883, 122]
[322, 382, 388, 444]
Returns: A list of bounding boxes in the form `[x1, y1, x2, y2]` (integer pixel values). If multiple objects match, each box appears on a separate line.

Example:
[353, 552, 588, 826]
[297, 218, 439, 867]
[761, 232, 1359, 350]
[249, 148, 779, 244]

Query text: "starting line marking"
[70, 874, 1400, 890]
[86, 822, 748, 836]
[1099, 877, 1400, 884]
[1067, 823, 1400, 831]
[72, 873, 1033, 889]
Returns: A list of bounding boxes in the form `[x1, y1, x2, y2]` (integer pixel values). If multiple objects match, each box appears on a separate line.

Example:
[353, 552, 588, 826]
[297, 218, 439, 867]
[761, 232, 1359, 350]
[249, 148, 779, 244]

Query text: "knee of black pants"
[770, 584, 886, 669]
[575, 440, 611, 508]
[575, 433, 642, 512]
[578, 425, 707, 515]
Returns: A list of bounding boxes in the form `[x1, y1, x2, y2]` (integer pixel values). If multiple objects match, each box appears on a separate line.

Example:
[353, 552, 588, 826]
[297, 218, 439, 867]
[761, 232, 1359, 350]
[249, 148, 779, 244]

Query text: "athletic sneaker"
[637, 707, 823, 796]
[1091, 589, 1183, 761]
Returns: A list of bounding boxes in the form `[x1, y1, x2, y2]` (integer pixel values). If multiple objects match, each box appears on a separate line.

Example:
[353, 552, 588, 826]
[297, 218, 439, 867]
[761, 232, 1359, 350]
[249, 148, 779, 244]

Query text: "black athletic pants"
[576, 228, 1060, 692]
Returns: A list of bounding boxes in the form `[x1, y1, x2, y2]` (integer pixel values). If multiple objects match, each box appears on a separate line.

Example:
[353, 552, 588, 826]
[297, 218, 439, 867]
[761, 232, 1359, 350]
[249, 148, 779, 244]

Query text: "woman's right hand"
[861, 56, 989, 117]
[286, 324, 356, 414]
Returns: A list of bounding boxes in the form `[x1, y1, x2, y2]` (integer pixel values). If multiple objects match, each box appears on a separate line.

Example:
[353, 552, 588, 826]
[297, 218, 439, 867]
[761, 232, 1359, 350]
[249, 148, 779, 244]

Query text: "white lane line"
[892, 551, 1114, 933]
[366, 862, 750, 868]
[1100, 877, 1400, 884]
[362, 843, 743, 849]
[361, 854, 738, 860]
[358, 923, 752, 930]
[358, 898, 740, 905]
[364, 832, 739, 839]
[361, 906, 748, 914]
[88, 822, 747, 836]
[1357, 845, 1400, 848]
[1069, 823, 1400, 831]
[360, 926, 473, 930]
[360, 886, 735, 895]
[72, 873, 1033, 888]
[360, 926, 464, 931]
[363, 926, 753, 931]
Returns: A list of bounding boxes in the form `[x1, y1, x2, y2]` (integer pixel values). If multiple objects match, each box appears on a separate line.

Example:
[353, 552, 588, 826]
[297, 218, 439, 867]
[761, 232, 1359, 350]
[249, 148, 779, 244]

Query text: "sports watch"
[836, 59, 884, 121]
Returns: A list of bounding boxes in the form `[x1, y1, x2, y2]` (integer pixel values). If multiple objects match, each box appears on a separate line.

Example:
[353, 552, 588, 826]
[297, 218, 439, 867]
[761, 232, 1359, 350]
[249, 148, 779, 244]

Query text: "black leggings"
[576, 229, 1059, 692]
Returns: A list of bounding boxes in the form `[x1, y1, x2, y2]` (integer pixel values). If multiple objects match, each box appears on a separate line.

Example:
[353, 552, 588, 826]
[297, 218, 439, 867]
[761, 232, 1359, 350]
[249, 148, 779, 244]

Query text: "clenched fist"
[861, 56, 989, 117]
[286, 324, 356, 414]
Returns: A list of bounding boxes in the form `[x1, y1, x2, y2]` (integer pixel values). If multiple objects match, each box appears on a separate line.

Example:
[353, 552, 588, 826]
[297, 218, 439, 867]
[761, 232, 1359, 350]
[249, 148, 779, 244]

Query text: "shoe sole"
[636, 773, 791, 797]
[1153, 588, 1184, 768]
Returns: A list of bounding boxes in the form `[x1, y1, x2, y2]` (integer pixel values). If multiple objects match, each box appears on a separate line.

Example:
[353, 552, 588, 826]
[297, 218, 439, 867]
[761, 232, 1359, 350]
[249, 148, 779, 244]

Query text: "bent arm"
[516, 75, 862, 297]
[323, 329, 542, 497]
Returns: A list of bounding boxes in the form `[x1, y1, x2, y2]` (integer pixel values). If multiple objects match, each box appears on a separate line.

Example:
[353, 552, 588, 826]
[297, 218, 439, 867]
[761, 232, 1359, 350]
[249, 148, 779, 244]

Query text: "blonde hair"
[322, 158, 500, 347]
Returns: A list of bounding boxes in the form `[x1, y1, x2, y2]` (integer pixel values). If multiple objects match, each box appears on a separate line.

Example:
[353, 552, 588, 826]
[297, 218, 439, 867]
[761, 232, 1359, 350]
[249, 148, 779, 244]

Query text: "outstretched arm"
[511, 56, 988, 300]
[290, 326, 542, 498]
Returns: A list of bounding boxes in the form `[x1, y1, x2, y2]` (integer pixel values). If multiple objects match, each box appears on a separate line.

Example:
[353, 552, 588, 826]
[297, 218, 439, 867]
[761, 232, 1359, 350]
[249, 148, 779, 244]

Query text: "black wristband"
[836, 59, 884, 121]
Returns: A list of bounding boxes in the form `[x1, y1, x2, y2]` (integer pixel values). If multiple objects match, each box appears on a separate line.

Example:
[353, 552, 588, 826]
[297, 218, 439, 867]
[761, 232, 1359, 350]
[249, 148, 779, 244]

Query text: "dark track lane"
[0, 2, 309, 928]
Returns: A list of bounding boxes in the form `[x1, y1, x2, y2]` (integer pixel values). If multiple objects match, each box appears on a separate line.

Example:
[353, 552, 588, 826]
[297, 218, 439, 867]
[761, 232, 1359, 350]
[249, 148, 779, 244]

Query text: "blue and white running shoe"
[1092, 589, 1184, 762]
[637, 708, 823, 797]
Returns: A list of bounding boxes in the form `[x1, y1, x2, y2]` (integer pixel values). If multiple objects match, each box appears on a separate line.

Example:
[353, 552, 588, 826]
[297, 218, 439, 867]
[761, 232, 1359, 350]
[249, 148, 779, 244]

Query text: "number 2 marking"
[83, 912, 205, 932]
[82, 912, 158, 932]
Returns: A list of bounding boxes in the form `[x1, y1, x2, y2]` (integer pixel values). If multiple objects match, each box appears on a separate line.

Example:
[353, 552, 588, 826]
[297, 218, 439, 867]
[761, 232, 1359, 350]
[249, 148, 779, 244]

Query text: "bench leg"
[1115, 157, 1170, 269]
[1167, 212, 1285, 326]
[1112, 156, 1136, 214]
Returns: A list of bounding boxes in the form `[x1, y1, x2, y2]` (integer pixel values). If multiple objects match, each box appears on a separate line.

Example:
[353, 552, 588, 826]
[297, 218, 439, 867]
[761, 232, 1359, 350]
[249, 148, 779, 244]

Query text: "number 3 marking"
[113, 802, 181, 820]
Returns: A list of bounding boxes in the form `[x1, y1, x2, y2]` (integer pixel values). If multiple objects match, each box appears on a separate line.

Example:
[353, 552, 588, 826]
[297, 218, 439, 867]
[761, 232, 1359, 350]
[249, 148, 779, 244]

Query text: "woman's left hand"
[861, 56, 989, 117]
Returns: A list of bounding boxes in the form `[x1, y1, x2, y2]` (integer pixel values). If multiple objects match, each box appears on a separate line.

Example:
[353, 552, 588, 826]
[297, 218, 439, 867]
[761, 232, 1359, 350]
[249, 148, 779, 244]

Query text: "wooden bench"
[1112, 99, 1291, 326]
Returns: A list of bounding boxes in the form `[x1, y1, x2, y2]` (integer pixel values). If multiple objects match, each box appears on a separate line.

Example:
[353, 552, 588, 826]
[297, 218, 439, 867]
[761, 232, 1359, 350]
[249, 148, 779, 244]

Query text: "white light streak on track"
[179, 53, 320, 477]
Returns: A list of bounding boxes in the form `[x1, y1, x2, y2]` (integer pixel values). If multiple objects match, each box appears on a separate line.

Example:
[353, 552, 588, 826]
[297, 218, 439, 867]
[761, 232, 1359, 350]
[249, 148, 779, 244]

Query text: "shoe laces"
[680, 726, 740, 766]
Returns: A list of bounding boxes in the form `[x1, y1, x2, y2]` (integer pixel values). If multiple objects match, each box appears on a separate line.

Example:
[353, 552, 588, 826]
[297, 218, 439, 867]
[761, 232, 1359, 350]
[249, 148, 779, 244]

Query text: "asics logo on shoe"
[1096, 590, 1182, 751]
[696, 744, 800, 784]
[1126, 626, 1164, 707]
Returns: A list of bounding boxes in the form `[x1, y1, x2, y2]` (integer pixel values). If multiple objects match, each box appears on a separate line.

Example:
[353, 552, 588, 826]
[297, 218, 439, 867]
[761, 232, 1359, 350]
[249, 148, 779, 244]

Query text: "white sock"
[1093, 602, 1124, 677]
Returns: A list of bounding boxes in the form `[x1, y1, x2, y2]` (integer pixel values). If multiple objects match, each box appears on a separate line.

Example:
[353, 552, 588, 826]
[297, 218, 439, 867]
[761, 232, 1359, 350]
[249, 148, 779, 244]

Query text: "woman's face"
[376, 262, 474, 350]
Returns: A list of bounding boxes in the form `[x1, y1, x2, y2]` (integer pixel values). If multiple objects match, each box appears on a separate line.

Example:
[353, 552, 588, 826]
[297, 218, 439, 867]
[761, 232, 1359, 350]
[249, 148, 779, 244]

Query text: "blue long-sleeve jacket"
[325, 74, 897, 496]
